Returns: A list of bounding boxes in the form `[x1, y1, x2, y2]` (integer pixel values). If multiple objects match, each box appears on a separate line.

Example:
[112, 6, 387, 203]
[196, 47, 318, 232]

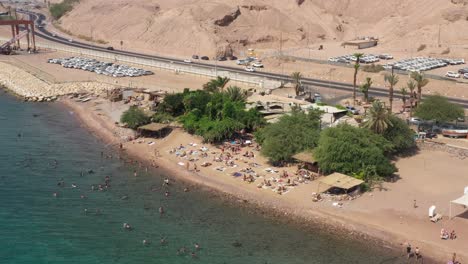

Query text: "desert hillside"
[55, 0, 468, 58]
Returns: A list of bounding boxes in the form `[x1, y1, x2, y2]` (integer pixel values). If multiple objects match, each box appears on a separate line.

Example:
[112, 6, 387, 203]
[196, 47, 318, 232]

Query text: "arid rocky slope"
[55, 0, 468, 58]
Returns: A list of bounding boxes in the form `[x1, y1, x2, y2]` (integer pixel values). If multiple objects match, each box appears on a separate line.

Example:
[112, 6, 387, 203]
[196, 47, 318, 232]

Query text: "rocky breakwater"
[0, 61, 117, 101]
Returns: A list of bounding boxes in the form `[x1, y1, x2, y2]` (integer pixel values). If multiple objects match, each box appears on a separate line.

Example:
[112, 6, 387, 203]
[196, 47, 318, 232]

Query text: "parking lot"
[47, 57, 154, 78]
[386, 57, 464, 72]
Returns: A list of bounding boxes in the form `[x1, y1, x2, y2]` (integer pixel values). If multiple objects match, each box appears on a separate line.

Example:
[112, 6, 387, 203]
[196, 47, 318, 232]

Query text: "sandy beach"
[60, 95, 468, 264]
[0, 48, 467, 262]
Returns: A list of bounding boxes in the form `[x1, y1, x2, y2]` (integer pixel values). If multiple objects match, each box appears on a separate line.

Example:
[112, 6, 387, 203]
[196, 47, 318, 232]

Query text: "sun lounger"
[431, 214, 443, 222]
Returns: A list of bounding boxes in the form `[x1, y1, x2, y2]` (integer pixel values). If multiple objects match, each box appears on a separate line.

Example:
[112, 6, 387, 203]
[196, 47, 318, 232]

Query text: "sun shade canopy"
[292, 151, 316, 164]
[138, 123, 169, 132]
[319, 172, 364, 190]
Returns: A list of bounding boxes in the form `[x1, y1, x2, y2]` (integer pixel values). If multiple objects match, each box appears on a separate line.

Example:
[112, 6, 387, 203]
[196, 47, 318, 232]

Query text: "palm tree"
[224, 86, 247, 102]
[359, 77, 372, 103]
[352, 53, 364, 106]
[400, 87, 408, 109]
[406, 80, 416, 117]
[363, 100, 392, 134]
[410, 72, 429, 102]
[384, 70, 399, 113]
[203, 76, 230, 93]
[291, 72, 303, 96]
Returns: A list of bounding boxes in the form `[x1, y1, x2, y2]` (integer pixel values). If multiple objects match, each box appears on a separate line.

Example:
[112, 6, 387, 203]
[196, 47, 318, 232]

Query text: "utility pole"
[437, 24, 441, 47]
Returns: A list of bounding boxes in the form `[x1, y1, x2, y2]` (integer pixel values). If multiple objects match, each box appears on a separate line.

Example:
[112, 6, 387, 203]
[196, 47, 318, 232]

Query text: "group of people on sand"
[405, 243, 422, 260]
[440, 228, 457, 240]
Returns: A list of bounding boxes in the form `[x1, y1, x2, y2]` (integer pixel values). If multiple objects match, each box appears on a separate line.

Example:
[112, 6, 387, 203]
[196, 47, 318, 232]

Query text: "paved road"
[18, 10, 468, 108]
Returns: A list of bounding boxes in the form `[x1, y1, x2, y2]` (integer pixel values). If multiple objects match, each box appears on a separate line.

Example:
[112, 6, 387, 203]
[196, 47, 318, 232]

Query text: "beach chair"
[430, 214, 443, 223]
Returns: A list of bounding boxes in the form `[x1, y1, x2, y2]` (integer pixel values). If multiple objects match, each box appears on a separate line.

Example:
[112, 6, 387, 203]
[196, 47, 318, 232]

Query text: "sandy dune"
[54, 0, 468, 58]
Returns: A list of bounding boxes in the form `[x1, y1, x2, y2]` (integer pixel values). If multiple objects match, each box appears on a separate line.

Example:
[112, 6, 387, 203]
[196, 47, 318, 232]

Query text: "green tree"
[400, 87, 408, 109]
[359, 77, 372, 103]
[157, 93, 185, 116]
[203, 76, 230, 93]
[410, 72, 429, 102]
[258, 109, 322, 163]
[224, 86, 247, 102]
[363, 101, 393, 134]
[415, 95, 464, 123]
[407, 80, 417, 117]
[314, 124, 396, 177]
[352, 53, 364, 105]
[383, 115, 416, 153]
[384, 71, 399, 112]
[291, 72, 303, 96]
[120, 106, 150, 129]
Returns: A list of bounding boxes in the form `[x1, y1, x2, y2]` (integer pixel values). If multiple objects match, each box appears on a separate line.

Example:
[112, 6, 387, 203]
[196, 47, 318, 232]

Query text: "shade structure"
[138, 123, 169, 132]
[292, 151, 316, 164]
[318, 172, 364, 192]
[449, 193, 468, 219]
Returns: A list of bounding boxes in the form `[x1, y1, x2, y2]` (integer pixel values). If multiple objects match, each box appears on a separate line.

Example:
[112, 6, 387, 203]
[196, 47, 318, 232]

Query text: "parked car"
[68, 39, 73, 43]
[379, 54, 394, 60]
[244, 66, 256, 72]
[183, 59, 192, 63]
[228, 55, 238, 60]
[236, 59, 247, 65]
[216, 56, 227, 61]
[200, 56, 209, 60]
[464, 73, 468, 79]
[409, 117, 423, 125]
[252, 62, 264, 68]
[458, 68, 468, 74]
[425, 131, 437, 139]
[345, 106, 359, 115]
[192, 55, 199, 59]
[106, 46, 114, 50]
[446, 71, 460, 78]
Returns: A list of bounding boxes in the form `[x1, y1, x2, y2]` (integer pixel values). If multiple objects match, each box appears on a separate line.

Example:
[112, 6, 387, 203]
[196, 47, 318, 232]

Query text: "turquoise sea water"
[0, 90, 408, 264]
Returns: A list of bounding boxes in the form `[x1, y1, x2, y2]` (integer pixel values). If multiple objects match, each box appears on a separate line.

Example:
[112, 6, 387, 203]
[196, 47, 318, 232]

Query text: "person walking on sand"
[413, 199, 418, 208]
[414, 247, 421, 261]
[406, 242, 412, 259]
[193, 163, 197, 172]
[186, 162, 190, 171]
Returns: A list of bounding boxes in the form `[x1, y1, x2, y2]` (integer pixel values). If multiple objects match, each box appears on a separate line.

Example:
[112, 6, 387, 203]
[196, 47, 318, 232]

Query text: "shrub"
[417, 44, 426, 52]
[362, 63, 384, 73]
[258, 109, 322, 163]
[120, 106, 150, 129]
[415, 95, 464, 123]
[49, 0, 79, 19]
[314, 124, 396, 177]
[151, 112, 174, 124]
[382, 115, 416, 153]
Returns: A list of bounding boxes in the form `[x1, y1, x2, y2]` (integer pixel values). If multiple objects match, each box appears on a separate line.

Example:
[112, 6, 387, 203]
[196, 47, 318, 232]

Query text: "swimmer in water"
[71, 183, 77, 188]
[143, 239, 150, 246]
[160, 237, 167, 245]
[184, 187, 189, 192]
[53, 192, 58, 197]
[164, 178, 170, 185]
[194, 243, 200, 250]
[165, 191, 170, 197]
[134, 170, 137, 177]
[159, 206, 165, 215]
[84, 208, 88, 215]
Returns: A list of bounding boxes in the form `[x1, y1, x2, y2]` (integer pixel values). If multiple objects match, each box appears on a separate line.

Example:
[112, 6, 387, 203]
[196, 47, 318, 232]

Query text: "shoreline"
[60, 96, 446, 263]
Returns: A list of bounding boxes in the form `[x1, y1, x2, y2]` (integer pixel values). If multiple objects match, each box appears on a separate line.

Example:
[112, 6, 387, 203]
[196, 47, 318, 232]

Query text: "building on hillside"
[342, 38, 378, 49]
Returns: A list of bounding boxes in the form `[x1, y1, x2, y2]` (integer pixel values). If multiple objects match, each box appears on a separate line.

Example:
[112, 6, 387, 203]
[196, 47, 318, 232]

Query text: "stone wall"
[417, 141, 468, 160]
[0, 62, 117, 101]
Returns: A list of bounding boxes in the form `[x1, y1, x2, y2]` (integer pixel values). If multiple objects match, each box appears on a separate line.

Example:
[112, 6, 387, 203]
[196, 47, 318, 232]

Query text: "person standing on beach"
[406, 243, 412, 258]
[413, 199, 418, 208]
[186, 162, 190, 171]
[414, 247, 421, 260]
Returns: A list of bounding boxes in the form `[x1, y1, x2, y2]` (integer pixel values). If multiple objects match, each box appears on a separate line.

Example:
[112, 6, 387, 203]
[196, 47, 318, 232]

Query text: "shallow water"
[0, 90, 407, 264]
